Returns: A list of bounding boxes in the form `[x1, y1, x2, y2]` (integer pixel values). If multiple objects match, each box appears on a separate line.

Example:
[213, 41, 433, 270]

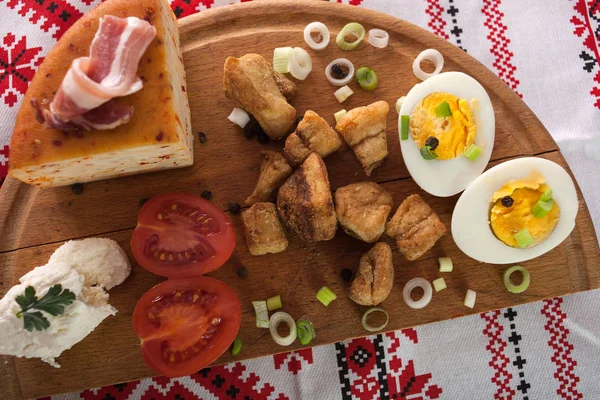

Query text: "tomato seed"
[211, 317, 221, 325]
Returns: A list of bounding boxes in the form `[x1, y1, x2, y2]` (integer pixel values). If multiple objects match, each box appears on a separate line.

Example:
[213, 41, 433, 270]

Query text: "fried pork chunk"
[284, 110, 342, 166]
[245, 150, 293, 205]
[349, 242, 394, 306]
[223, 54, 297, 139]
[241, 202, 288, 256]
[335, 101, 390, 176]
[277, 153, 337, 242]
[335, 182, 393, 243]
[385, 194, 446, 261]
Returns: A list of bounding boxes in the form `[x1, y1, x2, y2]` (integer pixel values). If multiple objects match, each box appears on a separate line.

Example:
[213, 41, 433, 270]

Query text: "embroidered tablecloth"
[1, 1, 599, 399]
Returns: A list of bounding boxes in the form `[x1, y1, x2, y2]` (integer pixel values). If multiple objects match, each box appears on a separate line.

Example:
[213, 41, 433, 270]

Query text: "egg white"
[451, 157, 578, 264]
[399, 72, 495, 197]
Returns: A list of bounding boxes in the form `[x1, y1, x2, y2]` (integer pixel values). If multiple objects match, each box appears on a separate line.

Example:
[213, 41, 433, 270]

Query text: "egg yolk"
[490, 174, 560, 248]
[410, 92, 477, 160]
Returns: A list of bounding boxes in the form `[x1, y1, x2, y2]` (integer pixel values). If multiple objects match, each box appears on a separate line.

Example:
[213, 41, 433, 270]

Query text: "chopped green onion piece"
[513, 229, 534, 248]
[231, 337, 242, 356]
[273, 47, 292, 73]
[334, 109, 347, 123]
[420, 145, 438, 160]
[361, 307, 389, 332]
[334, 85, 354, 103]
[432, 277, 447, 292]
[434, 101, 452, 118]
[532, 198, 554, 218]
[503, 266, 531, 294]
[438, 257, 453, 272]
[400, 115, 410, 140]
[464, 144, 482, 161]
[296, 319, 315, 345]
[266, 295, 283, 311]
[316, 286, 337, 306]
[252, 300, 269, 328]
[355, 66, 378, 91]
[267, 295, 283, 311]
[464, 289, 476, 308]
[269, 312, 297, 346]
[540, 189, 553, 202]
[336, 22, 366, 51]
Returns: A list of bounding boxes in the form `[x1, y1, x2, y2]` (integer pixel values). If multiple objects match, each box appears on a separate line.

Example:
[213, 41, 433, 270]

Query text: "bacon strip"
[40, 16, 156, 131]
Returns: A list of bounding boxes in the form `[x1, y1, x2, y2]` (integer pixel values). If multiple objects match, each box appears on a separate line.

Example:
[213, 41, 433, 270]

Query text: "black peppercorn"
[340, 268, 353, 282]
[228, 202, 241, 214]
[71, 183, 84, 195]
[331, 63, 348, 79]
[236, 266, 248, 279]
[501, 196, 514, 207]
[198, 132, 207, 143]
[425, 136, 439, 151]
[201, 190, 213, 201]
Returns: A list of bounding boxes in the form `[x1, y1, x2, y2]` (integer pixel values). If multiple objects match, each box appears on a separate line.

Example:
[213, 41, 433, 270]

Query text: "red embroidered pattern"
[541, 297, 583, 400]
[6, 0, 83, 40]
[570, 0, 600, 109]
[0, 33, 44, 108]
[0, 146, 9, 181]
[481, 0, 521, 97]
[481, 310, 516, 399]
[273, 347, 314, 375]
[425, 0, 449, 40]
[80, 381, 140, 400]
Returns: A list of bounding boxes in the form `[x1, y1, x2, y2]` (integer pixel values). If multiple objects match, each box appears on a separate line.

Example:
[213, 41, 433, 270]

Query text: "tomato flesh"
[131, 193, 236, 277]
[133, 277, 241, 377]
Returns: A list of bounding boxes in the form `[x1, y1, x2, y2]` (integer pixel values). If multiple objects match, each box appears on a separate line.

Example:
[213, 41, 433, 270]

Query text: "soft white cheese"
[0, 262, 116, 368]
[49, 238, 131, 290]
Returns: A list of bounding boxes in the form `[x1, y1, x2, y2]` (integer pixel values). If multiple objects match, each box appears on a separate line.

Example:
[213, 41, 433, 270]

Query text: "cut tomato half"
[131, 193, 236, 277]
[133, 277, 241, 378]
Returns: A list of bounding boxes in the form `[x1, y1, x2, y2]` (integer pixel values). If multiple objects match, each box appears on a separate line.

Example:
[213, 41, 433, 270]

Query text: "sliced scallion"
[334, 85, 354, 103]
[513, 229, 534, 248]
[272, 47, 293, 74]
[540, 189, 553, 202]
[503, 266, 531, 294]
[252, 300, 269, 328]
[434, 101, 452, 118]
[316, 286, 337, 306]
[336, 22, 366, 51]
[464, 289, 476, 308]
[532, 198, 554, 218]
[361, 307, 389, 332]
[296, 319, 315, 345]
[432, 277, 447, 292]
[355, 66, 378, 91]
[334, 109, 347, 123]
[464, 144, 482, 161]
[438, 257, 453, 272]
[267, 295, 283, 311]
[420, 145, 438, 160]
[400, 115, 409, 140]
[231, 337, 242, 356]
[269, 312, 297, 346]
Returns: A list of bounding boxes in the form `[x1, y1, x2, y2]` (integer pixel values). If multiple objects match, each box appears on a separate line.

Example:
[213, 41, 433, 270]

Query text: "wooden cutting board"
[1, 1, 599, 398]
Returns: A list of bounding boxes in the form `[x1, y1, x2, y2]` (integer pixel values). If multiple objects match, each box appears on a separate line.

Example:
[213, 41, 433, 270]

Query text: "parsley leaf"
[15, 284, 76, 332]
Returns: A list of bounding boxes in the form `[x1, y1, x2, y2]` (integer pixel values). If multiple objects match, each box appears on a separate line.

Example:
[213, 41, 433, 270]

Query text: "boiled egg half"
[452, 157, 578, 264]
[399, 72, 495, 197]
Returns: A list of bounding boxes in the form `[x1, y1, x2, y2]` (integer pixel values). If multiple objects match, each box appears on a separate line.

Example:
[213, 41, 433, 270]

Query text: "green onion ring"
[296, 319, 315, 345]
[361, 307, 389, 332]
[336, 22, 366, 51]
[503, 266, 531, 294]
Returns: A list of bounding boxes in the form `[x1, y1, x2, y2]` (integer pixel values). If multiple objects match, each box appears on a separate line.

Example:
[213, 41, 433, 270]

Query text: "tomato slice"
[133, 277, 241, 378]
[131, 193, 236, 277]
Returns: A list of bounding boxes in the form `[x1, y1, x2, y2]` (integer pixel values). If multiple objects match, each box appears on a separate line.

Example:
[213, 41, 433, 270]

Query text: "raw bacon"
[38, 15, 156, 131]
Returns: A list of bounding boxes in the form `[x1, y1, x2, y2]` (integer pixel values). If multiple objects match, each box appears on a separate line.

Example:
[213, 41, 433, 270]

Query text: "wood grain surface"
[0, 1, 598, 398]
